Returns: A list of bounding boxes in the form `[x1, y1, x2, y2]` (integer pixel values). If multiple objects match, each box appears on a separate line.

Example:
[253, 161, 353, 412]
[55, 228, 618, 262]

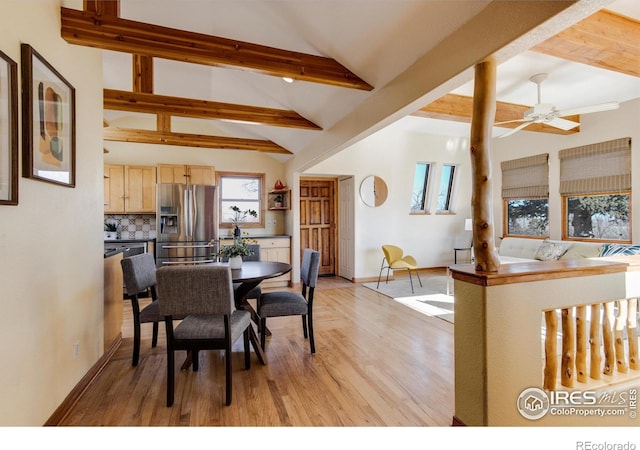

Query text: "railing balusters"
[589, 303, 602, 380]
[627, 298, 638, 370]
[614, 300, 629, 373]
[544, 310, 558, 391]
[561, 308, 575, 388]
[576, 305, 587, 382]
[602, 301, 615, 375]
[544, 299, 639, 389]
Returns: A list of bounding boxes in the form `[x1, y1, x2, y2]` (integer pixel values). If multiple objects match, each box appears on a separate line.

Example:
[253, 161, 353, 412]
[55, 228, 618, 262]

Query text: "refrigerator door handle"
[183, 188, 193, 240]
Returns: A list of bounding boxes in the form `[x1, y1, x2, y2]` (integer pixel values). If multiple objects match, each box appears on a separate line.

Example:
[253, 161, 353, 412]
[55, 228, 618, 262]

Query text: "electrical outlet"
[73, 342, 79, 360]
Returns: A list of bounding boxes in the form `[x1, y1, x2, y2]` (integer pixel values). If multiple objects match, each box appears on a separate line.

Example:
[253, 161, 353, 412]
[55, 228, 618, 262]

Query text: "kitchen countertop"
[104, 238, 156, 243]
[104, 248, 126, 258]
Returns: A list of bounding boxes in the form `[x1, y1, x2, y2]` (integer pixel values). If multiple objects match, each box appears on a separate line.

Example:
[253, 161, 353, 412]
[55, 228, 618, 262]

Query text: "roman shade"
[559, 137, 631, 195]
[501, 153, 549, 199]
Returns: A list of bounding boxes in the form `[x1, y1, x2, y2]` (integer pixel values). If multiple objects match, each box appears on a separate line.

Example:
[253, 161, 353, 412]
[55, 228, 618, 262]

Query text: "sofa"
[497, 237, 640, 264]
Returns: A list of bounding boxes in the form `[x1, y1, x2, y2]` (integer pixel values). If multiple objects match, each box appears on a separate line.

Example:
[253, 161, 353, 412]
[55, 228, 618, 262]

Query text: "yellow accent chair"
[376, 245, 423, 293]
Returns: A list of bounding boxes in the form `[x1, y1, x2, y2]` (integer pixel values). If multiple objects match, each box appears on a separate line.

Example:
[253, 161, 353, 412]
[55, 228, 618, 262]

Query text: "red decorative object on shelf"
[274, 179, 285, 190]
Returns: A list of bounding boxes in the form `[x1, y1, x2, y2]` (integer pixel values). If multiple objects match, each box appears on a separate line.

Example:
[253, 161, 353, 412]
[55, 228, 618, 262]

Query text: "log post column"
[469, 58, 500, 272]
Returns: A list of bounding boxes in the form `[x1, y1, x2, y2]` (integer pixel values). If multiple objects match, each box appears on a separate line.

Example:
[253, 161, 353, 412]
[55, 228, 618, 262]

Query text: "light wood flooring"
[59, 270, 454, 426]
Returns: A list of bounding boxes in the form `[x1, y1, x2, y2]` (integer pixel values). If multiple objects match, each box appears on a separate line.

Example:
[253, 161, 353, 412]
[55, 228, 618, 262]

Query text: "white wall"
[0, 0, 104, 425]
[309, 125, 472, 279]
[491, 98, 640, 244]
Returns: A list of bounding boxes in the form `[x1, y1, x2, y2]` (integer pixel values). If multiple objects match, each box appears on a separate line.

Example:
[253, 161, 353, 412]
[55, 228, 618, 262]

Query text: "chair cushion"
[139, 300, 160, 323]
[233, 282, 261, 299]
[259, 292, 309, 318]
[174, 310, 251, 342]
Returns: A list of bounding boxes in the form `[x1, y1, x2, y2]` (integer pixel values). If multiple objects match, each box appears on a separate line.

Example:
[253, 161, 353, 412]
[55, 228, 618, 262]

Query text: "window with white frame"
[410, 162, 431, 213]
[436, 164, 456, 212]
[217, 172, 264, 228]
[501, 153, 549, 237]
[559, 137, 631, 242]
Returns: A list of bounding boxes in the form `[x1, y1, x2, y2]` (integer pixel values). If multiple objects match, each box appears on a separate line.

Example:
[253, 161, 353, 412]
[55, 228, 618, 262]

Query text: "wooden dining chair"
[156, 264, 252, 407]
[257, 248, 321, 354]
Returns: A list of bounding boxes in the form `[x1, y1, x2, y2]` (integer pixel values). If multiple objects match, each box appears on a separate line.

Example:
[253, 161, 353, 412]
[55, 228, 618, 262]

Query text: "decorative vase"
[234, 226, 241, 237]
[229, 255, 243, 269]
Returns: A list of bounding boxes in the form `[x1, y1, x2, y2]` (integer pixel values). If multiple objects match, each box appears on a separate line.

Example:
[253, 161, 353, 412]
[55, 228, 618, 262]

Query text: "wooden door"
[300, 178, 336, 276]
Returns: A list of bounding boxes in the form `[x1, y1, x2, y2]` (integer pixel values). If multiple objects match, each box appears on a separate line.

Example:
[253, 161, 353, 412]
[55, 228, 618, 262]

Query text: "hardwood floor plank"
[59, 273, 454, 426]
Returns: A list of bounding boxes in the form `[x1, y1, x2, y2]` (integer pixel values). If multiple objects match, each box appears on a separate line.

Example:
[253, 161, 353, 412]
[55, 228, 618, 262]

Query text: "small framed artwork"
[21, 43, 75, 187]
[0, 49, 18, 205]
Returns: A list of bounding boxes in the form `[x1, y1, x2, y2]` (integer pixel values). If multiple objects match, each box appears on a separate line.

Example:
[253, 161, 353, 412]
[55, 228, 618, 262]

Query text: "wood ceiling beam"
[413, 93, 580, 135]
[61, 7, 373, 91]
[531, 9, 640, 78]
[103, 128, 292, 154]
[133, 54, 153, 94]
[103, 89, 321, 130]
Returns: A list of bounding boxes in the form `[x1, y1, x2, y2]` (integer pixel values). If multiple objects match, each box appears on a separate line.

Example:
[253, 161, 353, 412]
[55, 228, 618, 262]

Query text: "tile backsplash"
[104, 214, 156, 240]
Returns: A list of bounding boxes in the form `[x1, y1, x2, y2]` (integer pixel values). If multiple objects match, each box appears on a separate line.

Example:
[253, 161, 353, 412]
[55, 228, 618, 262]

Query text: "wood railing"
[543, 298, 639, 391]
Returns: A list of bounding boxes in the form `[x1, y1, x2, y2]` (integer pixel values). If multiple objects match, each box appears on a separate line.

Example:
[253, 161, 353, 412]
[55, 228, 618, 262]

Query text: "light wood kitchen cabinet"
[157, 164, 216, 185]
[104, 164, 157, 213]
[256, 237, 292, 288]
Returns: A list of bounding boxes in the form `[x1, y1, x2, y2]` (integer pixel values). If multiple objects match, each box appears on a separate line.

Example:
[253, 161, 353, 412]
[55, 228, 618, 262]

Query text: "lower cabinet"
[258, 237, 292, 288]
[219, 236, 291, 288]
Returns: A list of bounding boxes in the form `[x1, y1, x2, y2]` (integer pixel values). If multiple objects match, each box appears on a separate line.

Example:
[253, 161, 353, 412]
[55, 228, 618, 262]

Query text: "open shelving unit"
[267, 189, 291, 210]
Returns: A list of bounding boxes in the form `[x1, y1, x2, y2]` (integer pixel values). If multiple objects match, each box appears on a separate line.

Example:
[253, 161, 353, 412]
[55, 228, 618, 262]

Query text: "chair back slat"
[121, 253, 157, 295]
[300, 248, 321, 288]
[156, 265, 234, 317]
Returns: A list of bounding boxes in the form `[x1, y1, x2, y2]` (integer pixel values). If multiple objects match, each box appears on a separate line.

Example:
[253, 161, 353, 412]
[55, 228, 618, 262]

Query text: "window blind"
[559, 137, 631, 195]
[501, 153, 549, 199]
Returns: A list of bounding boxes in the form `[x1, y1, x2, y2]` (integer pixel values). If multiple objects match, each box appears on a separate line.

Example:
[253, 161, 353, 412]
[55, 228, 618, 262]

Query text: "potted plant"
[229, 205, 258, 237]
[215, 236, 256, 269]
[104, 222, 118, 240]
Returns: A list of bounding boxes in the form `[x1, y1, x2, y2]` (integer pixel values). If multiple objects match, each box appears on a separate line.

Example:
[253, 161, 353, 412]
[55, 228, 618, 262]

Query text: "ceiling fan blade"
[557, 101, 619, 117]
[546, 117, 580, 131]
[494, 118, 529, 126]
[497, 120, 532, 138]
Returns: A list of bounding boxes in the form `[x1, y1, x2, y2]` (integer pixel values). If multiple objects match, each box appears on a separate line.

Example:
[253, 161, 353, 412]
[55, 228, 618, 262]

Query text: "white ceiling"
[101, 0, 640, 162]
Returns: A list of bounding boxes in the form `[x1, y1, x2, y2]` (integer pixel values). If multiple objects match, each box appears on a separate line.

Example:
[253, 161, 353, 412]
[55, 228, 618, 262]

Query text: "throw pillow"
[534, 240, 573, 261]
[599, 244, 640, 257]
[560, 243, 603, 259]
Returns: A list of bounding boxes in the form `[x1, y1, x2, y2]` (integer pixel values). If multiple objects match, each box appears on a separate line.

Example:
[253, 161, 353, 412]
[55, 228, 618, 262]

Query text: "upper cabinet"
[104, 165, 157, 214]
[157, 164, 216, 186]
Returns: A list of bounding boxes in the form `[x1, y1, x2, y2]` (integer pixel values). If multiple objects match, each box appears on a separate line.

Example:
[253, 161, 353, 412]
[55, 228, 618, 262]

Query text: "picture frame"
[21, 43, 75, 187]
[0, 49, 18, 205]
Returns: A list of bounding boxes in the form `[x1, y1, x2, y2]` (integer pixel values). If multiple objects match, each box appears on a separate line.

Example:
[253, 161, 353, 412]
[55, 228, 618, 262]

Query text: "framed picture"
[0, 49, 18, 205]
[21, 44, 75, 187]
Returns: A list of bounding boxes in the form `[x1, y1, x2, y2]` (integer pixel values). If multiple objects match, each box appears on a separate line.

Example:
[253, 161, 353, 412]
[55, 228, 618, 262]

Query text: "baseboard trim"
[44, 333, 122, 426]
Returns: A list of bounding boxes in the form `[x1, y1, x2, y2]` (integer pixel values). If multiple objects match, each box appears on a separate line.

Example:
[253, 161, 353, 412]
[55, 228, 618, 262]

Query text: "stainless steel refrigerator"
[156, 183, 218, 267]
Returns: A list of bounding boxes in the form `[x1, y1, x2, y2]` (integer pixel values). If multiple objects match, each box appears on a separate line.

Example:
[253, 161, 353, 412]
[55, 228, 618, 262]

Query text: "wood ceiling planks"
[531, 9, 640, 78]
[414, 9, 638, 136]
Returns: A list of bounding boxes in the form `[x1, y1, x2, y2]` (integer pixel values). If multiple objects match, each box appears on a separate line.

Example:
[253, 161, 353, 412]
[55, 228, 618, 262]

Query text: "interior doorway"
[299, 178, 336, 276]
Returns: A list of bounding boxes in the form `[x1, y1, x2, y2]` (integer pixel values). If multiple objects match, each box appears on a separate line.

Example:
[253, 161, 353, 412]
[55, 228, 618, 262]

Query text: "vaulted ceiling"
[64, 0, 640, 170]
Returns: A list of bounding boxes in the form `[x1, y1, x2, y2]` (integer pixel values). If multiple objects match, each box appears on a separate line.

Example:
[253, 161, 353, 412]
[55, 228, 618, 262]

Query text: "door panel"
[300, 178, 336, 276]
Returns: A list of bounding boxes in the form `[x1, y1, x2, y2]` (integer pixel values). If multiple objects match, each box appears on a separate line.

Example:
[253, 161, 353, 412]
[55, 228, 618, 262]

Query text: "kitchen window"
[217, 172, 265, 229]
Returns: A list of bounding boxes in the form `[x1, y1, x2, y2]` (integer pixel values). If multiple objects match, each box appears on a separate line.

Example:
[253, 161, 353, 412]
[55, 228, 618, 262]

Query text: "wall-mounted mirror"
[359, 175, 388, 207]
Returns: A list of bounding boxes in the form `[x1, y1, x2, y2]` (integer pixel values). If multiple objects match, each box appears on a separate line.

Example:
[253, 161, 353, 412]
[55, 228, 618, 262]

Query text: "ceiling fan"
[495, 73, 619, 138]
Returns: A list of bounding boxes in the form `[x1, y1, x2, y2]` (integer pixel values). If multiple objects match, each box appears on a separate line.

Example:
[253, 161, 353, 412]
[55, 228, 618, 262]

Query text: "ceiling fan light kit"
[496, 72, 619, 138]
